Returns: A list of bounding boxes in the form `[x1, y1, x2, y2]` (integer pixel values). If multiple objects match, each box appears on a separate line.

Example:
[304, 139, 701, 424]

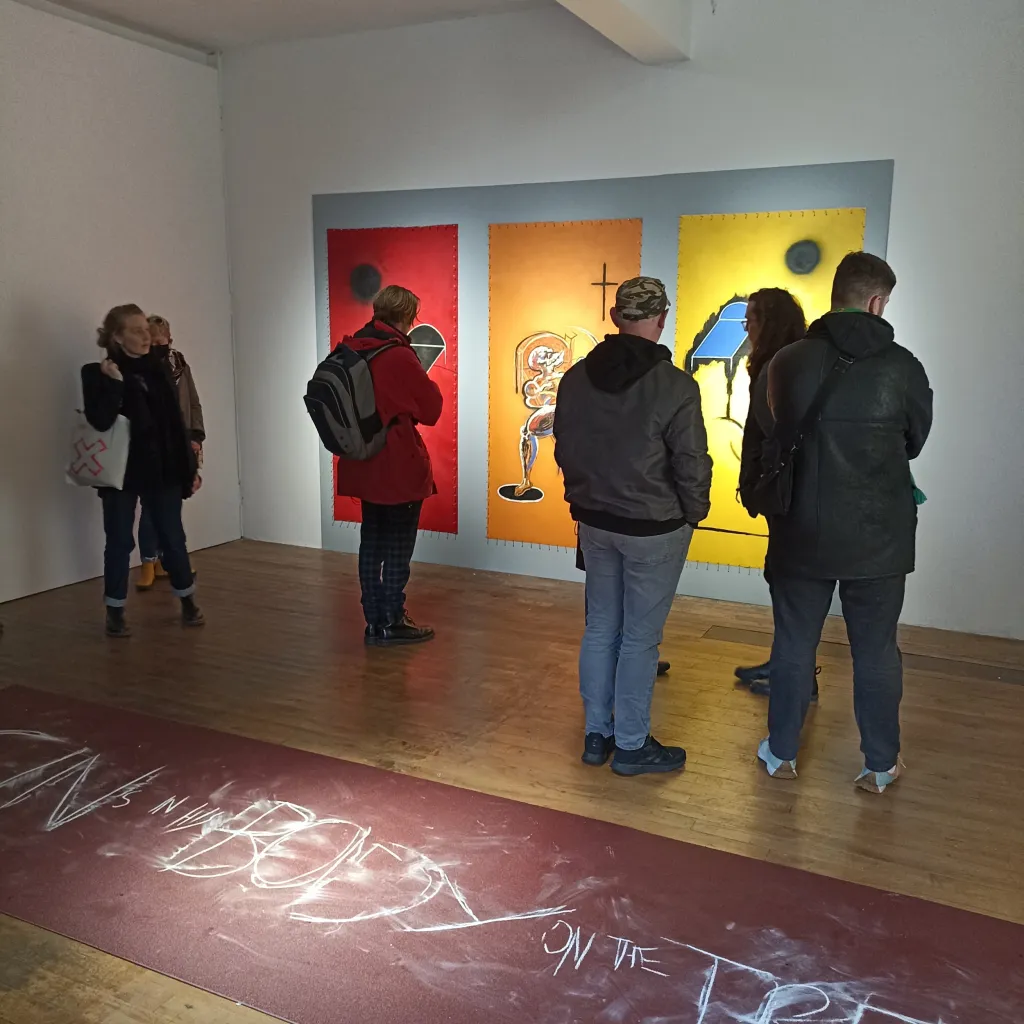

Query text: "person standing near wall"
[758, 253, 932, 793]
[135, 314, 204, 589]
[735, 288, 818, 699]
[82, 305, 204, 637]
[554, 278, 713, 776]
[337, 286, 443, 646]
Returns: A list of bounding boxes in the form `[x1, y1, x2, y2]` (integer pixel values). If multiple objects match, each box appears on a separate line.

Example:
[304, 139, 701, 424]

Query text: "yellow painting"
[488, 219, 642, 546]
[676, 208, 866, 568]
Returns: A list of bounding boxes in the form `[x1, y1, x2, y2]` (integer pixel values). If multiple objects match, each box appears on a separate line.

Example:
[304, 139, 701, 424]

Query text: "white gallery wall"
[0, 0, 240, 604]
[221, 0, 1024, 639]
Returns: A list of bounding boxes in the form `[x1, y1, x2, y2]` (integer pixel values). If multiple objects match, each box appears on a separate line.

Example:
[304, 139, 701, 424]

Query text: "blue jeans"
[101, 488, 196, 606]
[767, 575, 905, 771]
[579, 524, 692, 751]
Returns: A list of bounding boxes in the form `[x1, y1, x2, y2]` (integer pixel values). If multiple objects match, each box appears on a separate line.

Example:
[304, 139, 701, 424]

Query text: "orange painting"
[487, 219, 643, 546]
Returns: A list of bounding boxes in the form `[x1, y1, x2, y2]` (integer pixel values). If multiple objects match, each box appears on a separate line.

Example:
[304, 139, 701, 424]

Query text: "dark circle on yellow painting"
[785, 240, 821, 275]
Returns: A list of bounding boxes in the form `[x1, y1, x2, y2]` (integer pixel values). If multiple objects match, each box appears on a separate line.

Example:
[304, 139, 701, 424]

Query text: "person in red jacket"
[338, 285, 443, 646]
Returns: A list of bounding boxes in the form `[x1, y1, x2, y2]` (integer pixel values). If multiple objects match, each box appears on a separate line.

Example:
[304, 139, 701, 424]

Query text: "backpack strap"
[362, 342, 401, 362]
[789, 349, 855, 453]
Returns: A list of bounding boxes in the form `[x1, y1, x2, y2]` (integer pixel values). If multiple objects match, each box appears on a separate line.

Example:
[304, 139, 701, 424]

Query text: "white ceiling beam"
[556, 0, 692, 65]
[12, 0, 216, 64]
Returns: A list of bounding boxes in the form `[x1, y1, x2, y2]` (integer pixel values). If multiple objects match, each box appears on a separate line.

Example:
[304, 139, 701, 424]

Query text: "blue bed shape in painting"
[689, 300, 749, 375]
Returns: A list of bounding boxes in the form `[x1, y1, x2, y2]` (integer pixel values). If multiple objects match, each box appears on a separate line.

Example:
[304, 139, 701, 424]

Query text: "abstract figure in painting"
[498, 328, 598, 503]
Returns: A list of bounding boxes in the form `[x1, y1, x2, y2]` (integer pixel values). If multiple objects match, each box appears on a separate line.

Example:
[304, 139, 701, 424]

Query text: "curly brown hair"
[96, 304, 145, 352]
[746, 288, 806, 388]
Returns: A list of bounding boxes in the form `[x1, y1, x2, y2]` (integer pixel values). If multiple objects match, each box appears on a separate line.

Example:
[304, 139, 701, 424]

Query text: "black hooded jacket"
[767, 311, 932, 580]
[553, 333, 713, 535]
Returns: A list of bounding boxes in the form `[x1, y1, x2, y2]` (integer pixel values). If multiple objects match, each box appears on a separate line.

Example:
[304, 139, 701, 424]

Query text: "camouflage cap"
[613, 277, 671, 322]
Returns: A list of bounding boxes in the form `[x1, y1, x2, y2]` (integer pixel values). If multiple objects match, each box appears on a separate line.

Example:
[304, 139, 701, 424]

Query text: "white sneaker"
[854, 758, 904, 794]
[757, 738, 797, 780]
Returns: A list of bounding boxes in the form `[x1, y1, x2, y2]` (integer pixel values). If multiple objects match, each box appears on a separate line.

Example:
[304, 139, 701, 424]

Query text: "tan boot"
[136, 562, 156, 591]
[154, 561, 168, 579]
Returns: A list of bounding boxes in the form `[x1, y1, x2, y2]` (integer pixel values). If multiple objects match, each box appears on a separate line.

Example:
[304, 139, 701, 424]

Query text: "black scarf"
[113, 349, 191, 489]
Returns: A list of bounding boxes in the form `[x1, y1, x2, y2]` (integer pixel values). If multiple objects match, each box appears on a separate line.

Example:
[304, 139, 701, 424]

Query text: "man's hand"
[191, 474, 203, 496]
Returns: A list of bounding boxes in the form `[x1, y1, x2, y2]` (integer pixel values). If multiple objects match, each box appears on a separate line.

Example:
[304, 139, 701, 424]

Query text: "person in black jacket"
[554, 278, 713, 777]
[735, 288, 819, 699]
[82, 304, 204, 637]
[757, 254, 932, 793]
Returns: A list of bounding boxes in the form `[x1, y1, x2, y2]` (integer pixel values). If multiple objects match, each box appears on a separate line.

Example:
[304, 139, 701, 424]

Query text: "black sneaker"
[611, 736, 686, 776]
[105, 607, 131, 639]
[181, 596, 205, 628]
[657, 661, 670, 677]
[581, 732, 615, 766]
[748, 666, 820, 702]
[735, 661, 771, 685]
[365, 625, 382, 646]
[376, 615, 434, 646]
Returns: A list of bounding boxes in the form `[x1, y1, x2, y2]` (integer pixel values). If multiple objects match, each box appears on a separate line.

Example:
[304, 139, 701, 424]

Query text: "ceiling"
[37, 0, 554, 51]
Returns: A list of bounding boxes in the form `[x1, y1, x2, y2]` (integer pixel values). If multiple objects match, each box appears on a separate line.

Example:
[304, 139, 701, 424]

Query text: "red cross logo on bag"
[71, 438, 108, 477]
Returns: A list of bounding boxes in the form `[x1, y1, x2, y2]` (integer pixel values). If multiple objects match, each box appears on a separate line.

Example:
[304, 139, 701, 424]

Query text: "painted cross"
[71, 438, 107, 477]
[591, 263, 619, 321]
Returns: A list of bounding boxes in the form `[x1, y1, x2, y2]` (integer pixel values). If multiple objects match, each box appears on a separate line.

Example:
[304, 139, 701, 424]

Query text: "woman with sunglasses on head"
[736, 288, 818, 699]
[135, 314, 205, 589]
[82, 305, 204, 637]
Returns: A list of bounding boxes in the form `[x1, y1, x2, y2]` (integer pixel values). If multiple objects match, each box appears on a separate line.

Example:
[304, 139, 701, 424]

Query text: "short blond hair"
[373, 285, 419, 329]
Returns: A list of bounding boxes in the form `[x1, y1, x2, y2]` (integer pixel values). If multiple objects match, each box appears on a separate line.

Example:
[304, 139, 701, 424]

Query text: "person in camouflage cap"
[553, 272, 712, 777]
[612, 277, 671, 322]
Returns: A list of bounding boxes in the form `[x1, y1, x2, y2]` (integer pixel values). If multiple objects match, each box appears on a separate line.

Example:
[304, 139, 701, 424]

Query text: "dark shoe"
[748, 666, 820, 702]
[657, 661, 670, 677]
[611, 736, 686, 777]
[181, 596, 205, 628]
[735, 661, 771, 685]
[581, 732, 615, 766]
[375, 615, 434, 646]
[365, 625, 382, 646]
[105, 607, 131, 639]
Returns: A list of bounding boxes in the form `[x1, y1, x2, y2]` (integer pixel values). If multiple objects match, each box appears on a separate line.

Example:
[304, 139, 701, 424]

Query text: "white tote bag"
[66, 411, 131, 490]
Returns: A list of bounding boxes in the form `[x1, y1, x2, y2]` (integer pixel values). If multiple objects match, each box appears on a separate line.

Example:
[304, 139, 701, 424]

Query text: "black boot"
[747, 665, 821, 702]
[105, 606, 131, 639]
[735, 661, 771, 685]
[611, 736, 686, 777]
[657, 661, 670, 677]
[374, 614, 434, 646]
[181, 596, 205, 628]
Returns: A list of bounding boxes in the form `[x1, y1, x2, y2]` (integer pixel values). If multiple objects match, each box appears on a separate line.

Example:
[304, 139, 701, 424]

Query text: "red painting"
[327, 225, 458, 534]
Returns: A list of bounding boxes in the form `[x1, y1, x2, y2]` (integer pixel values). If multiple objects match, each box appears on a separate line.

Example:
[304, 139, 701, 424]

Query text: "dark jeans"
[768, 575, 906, 772]
[358, 500, 422, 626]
[138, 507, 160, 562]
[101, 488, 195, 606]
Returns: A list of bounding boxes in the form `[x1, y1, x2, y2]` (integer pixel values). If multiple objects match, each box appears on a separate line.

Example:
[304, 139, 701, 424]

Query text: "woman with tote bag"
[81, 304, 204, 638]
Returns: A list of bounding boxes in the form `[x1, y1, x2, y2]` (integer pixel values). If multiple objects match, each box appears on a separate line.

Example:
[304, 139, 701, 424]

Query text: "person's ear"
[609, 307, 624, 330]
[658, 310, 669, 330]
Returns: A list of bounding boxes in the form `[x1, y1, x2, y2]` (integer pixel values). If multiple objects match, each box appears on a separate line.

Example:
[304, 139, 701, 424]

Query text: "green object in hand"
[911, 474, 927, 506]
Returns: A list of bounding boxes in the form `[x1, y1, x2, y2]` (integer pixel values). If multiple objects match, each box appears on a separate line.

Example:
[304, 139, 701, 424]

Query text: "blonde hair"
[372, 285, 419, 329]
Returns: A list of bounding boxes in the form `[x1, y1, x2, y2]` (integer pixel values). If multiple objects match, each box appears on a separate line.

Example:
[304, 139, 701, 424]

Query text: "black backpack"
[304, 343, 398, 460]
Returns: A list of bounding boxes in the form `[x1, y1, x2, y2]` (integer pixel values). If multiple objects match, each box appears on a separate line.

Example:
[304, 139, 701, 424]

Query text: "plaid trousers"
[358, 501, 423, 626]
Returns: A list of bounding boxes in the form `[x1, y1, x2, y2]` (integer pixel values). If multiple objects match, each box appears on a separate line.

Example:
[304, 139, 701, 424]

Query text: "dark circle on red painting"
[350, 264, 383, 303]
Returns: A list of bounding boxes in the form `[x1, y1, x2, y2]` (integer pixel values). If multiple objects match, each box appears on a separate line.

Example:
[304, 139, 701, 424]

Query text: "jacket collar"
[352, 319, 411, 346]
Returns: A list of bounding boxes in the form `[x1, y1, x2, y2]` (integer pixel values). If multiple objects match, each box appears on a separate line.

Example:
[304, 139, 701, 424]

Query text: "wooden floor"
[1, 539, 1023, 1023]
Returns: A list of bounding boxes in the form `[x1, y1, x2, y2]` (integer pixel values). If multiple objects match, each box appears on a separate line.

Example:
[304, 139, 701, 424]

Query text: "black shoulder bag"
[747, 351, 855, 518]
